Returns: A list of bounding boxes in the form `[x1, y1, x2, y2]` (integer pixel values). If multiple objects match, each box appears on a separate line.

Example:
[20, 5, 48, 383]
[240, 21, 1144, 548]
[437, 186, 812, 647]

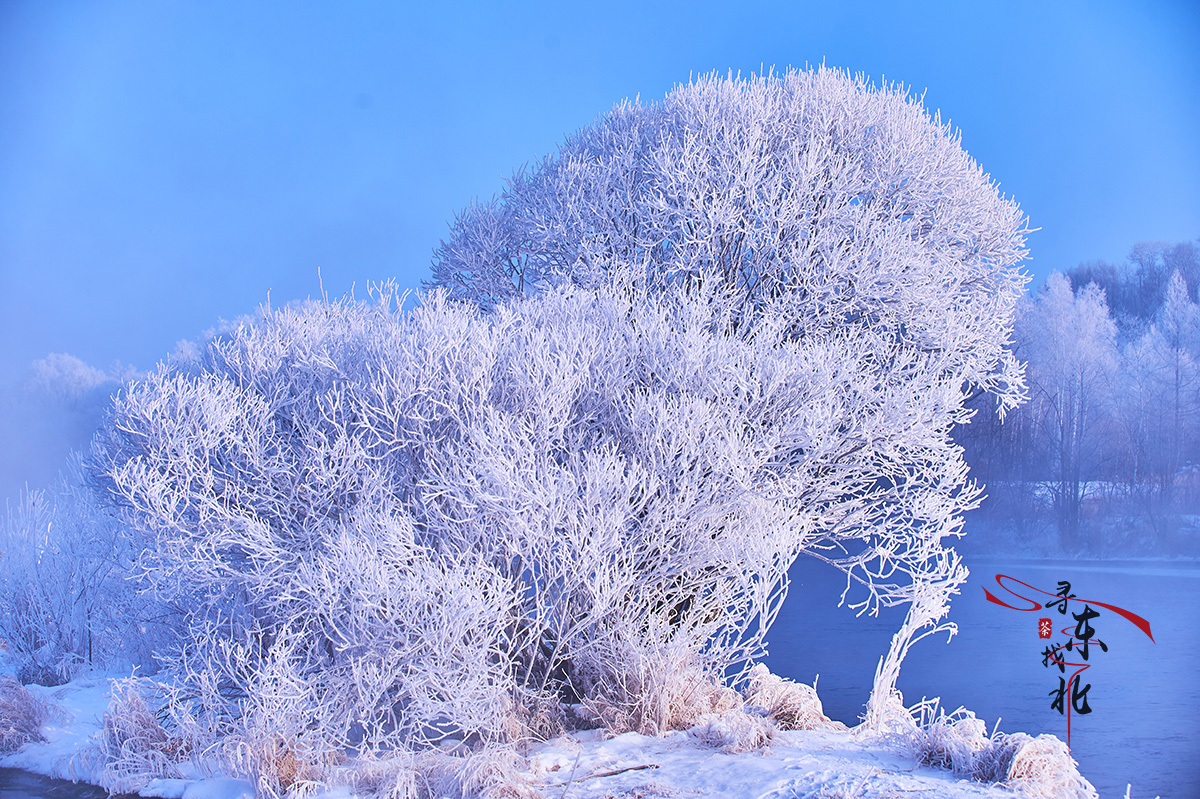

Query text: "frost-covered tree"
[90, 69, 1029, 793]
[1064, 239, 1200, 333]
[87, 287, 802, 786]
[1154, 271, 1200, 488]
[1112, 271, 1200, 503]
[432, 68, 1029, 725]
[962, 239, 1200, 554]
[0, 457, 153, 685]
[1019, 275, 1118, 547]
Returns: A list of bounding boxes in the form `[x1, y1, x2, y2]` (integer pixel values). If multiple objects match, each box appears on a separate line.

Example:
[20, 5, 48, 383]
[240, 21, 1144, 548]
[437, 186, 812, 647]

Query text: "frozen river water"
[766, 554, 1200, 798]
[0, 767, 112, 799]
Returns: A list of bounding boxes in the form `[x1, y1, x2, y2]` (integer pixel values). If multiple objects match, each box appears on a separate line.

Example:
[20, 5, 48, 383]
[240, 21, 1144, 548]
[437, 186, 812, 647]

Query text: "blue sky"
[1, 0, 1197, 384]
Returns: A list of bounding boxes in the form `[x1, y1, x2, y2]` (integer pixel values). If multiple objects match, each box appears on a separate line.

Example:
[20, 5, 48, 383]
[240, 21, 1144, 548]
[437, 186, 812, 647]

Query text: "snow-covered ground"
[0, 675, 253, 799]
[517, 727, 1024, 799]
[1, 675, 1065, 799]
[1, 676, 112, 779]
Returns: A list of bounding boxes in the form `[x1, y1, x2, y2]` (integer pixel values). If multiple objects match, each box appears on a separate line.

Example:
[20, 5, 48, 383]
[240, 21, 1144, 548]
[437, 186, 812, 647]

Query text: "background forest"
[961, 237, 1200, 557]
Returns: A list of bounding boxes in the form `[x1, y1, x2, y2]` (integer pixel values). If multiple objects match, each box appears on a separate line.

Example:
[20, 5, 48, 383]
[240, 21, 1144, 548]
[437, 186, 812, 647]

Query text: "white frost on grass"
[0, 676, 252, 799]
[0, 675, 111, 779]
[0, 675, 1101, 799]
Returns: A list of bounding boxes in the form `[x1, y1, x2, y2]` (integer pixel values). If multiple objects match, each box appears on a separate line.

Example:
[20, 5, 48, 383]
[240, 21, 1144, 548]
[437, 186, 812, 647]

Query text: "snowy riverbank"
[1, 674, 1107, 799]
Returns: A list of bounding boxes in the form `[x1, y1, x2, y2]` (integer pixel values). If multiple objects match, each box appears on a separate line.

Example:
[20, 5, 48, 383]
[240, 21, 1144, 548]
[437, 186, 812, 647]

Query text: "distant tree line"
[960, 238, 1200, 555]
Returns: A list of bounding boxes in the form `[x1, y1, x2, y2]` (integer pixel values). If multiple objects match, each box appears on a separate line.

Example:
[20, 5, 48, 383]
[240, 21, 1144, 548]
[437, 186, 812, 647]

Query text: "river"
[0, 768, 113, 799]
[765, 555, 1200, 798]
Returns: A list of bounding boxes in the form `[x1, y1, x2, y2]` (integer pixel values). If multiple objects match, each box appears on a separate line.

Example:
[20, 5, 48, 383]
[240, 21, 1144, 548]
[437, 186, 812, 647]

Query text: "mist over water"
[0, 356, 127, 502]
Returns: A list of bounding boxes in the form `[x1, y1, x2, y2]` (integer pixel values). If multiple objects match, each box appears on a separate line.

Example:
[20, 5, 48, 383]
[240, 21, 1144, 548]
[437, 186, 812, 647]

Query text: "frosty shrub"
[0, 457, 153, 686]
[0, 674, 48, 753]
[91, 680, 186, 794]
[892, 700, 1096, 798]
[743, 664, 839, 732]
[93, 296, 525, 792]
[997, 733, 1097, 799]
[432, 67, 1028, 725]
[93, 285, 836, 763]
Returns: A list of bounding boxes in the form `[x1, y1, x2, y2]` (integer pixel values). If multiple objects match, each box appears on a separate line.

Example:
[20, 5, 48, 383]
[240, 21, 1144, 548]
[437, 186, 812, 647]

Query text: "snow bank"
[894, 701, 1097, 799]
[0, 675, 1112, 799]
[526, 727, 1022, 799]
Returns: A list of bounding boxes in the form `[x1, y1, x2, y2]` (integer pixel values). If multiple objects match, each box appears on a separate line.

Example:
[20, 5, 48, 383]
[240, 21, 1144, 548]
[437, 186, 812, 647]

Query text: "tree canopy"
[77, 68, 1030, 794]
[433, 68, 1030, 723]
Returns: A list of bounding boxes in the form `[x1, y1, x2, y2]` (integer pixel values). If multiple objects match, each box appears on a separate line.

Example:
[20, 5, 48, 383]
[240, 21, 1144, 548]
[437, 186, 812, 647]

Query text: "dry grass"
[686, 711, 775, 753]
[253, 736, 323, 795]
[456, 747, 541, 799]
[0, 674, 48, 753]
[92, 680, 188, 793]
[516, 690, 571, 742]
[743, 664, 845, 732]
[582, 658, 745, 736]
[891, 699, 1097, 798]
[316, 748, 540, 799]
[905, 702, 992, 776]
[1000, 733, 1098, 799]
